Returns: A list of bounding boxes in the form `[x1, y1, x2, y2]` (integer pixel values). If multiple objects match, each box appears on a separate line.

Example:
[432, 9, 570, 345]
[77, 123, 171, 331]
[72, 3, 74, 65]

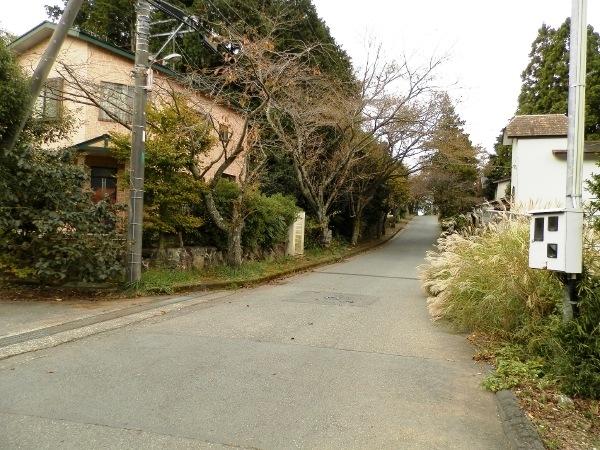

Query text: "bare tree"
[264, 43, 444, 246]
[184, 34, 317, 265]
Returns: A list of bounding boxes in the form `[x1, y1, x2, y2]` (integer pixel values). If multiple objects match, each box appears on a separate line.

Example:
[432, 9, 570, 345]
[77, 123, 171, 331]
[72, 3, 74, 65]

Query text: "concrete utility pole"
[4, 0, 83, 152]
[564, 0, 587, 320]
[127, 0, 151, 283]
[566, 0, 588, 210]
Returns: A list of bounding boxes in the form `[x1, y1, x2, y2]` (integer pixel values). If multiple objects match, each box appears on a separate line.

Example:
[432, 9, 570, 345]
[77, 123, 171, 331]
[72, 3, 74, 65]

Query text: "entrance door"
[90, 166, 117, 203]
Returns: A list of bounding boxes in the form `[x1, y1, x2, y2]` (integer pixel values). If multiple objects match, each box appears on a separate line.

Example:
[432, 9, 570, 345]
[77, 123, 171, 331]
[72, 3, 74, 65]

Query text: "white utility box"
[528, 208, 583, 273]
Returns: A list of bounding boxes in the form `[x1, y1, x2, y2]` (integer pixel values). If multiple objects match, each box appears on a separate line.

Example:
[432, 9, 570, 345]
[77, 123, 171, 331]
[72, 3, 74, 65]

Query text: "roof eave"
[8, 21, 180, 79]
[505, 133, 567, 139]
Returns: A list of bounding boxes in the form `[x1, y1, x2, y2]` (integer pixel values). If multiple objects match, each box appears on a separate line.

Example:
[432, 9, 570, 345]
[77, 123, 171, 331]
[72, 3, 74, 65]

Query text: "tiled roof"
[505, 114, 568, 138]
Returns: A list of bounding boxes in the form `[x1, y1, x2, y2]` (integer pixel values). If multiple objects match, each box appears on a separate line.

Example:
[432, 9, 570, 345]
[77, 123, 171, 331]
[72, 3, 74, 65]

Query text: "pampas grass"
[419, 213, 563, 338]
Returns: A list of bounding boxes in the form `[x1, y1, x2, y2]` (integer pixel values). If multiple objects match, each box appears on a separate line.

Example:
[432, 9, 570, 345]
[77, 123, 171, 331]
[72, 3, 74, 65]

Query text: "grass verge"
[128, 220, 409, 296]
[131, 244, 349, 295]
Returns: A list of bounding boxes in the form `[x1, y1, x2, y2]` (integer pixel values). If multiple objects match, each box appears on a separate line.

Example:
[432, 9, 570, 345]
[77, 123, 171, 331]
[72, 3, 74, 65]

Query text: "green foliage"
[182, 0, 354, 80]
[0, 41, 30, 149]
[483, 354, 545, 392]
[518, 19, 600, 139]
[47, 0, 353, 80]
[554, 275, 600, 398]
[47, 0, 137, 51]
[244, 192, 298, 252]
[587, 169, 600, 230]
[198, 179, 298, 254]
[0, 39, 123, 284]
[483, 134, 512, 200]
[110, 98, 212, 244]
[0, 147, 124, 284]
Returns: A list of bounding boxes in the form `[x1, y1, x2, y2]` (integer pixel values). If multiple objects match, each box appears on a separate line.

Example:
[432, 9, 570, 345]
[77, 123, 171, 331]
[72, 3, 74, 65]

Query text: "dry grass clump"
[419, 214, 562, 338]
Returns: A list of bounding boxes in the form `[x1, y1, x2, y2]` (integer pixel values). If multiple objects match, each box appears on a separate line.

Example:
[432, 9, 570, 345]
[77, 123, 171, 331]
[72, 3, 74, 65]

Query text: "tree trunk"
[226, 223, 243, 267]
[351, 215, 361, 246]
[226, 202, 244, 267]
[318, 215, 331, 248]
[377, 212, 387, 238]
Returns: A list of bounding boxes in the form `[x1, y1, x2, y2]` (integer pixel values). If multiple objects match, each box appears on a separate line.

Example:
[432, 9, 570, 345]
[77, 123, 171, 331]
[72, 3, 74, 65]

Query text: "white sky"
[314, 0, 600, 153]
[2, 0, 599, 154]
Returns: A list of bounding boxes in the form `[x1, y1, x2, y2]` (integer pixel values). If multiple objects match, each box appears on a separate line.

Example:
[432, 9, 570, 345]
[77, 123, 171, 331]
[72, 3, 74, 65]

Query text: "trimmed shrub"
[189, 179, 298, 256]
[243, 193, 298, 253]
[0, 148, 124, 284]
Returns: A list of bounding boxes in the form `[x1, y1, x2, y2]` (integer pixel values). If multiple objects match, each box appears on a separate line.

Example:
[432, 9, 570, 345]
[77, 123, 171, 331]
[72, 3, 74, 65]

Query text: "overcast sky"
[3, 0, 599, 154]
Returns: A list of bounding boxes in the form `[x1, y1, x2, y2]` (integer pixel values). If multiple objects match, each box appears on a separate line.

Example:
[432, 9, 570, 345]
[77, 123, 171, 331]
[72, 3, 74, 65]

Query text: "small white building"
[503, 114, 599, 207]
[493, 178, 511, 202]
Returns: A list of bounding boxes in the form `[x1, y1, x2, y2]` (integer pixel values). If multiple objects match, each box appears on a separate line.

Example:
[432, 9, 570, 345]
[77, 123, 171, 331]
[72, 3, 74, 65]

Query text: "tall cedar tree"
[518, 19, 600, 139]
[46, 0, 353, 80]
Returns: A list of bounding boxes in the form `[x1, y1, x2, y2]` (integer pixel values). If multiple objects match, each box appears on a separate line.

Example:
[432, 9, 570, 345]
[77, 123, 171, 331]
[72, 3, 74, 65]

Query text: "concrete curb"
[496, 390, 545, 450]
[144, 219, 412, 295]
[0, 291, 233, 361]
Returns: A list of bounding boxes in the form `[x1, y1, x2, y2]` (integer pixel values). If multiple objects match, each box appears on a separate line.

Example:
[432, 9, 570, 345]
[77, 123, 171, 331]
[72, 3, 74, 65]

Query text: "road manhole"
[283, 290, 378, 307]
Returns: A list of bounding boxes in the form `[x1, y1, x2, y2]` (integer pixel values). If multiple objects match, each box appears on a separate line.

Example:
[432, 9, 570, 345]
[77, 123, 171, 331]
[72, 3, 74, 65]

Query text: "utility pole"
[4, 0, 83, 152]
[127, 0, 151, 283]
[125, 0, 230, 283]
[564, 0, 587, 319]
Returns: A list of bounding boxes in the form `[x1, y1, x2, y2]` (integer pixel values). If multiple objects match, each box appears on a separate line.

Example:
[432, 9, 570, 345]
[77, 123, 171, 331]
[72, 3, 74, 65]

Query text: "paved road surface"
[0, 216, 508, 449]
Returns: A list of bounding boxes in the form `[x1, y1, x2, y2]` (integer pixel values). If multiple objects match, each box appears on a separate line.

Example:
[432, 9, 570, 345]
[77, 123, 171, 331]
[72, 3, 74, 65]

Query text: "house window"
[221, 173, 236, 182]
[548, 216, 559, 231]
[35, 78, 63, 120]
[98, 82, 134, 124]
[533, 217, 544, 242]
[91, 166, 117, 203]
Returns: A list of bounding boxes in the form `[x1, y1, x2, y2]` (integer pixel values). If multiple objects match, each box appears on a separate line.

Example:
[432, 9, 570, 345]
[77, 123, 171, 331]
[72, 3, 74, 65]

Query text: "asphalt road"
[0, 216, 508, 449]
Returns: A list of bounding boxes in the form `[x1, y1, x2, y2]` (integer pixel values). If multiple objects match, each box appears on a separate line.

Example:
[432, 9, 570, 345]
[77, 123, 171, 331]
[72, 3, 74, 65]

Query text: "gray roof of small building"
[505, 114, 568, 138]
[552, 141, 600, 155]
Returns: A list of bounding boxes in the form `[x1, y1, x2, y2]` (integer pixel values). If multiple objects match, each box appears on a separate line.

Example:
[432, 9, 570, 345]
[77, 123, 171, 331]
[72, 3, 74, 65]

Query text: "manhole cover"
[284, 291, 378, 307]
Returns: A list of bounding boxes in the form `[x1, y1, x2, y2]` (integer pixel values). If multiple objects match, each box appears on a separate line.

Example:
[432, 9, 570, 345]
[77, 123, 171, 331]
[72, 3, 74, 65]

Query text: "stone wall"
[147, 246, 224, 271]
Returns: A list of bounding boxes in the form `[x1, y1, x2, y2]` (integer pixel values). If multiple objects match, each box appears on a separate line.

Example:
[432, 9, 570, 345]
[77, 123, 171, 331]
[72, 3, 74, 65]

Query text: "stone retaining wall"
[147, 246, 224, 271]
